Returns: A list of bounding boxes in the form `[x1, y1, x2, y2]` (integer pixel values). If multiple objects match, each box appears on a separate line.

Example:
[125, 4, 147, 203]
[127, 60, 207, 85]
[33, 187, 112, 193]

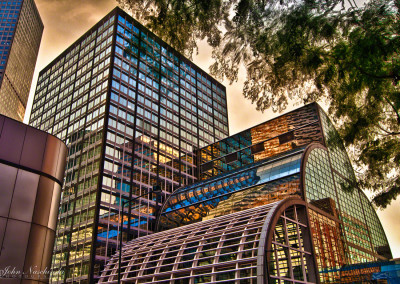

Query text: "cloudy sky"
[25, 0, 399, 257]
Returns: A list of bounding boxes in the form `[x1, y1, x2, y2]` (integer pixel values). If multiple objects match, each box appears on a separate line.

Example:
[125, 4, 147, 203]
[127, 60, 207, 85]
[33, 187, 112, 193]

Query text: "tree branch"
[355, 65, 396, 80]
[376, 124, 400, 136]
[384, 96, 400, 124]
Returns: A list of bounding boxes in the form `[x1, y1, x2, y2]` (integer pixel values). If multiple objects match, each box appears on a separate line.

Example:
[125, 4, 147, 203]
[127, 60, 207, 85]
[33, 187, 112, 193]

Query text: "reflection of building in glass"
[29, 7, 228, 283]
[0, 0, 43, 121]
[0, 114, 67, 283]
[198, 103, 323, 180]
[101, 103, 392, 283]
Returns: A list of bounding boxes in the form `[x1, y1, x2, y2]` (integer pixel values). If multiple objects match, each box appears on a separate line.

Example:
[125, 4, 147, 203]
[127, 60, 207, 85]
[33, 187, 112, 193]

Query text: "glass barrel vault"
[100, 198, 318, 284]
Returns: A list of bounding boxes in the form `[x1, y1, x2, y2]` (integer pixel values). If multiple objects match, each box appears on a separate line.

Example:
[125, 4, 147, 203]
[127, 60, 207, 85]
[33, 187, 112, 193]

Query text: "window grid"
[99, 201, 315, 284]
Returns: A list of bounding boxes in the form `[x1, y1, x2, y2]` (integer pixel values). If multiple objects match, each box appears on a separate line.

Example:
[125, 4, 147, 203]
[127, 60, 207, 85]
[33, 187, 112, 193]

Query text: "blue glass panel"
[162, 153, 302, 217]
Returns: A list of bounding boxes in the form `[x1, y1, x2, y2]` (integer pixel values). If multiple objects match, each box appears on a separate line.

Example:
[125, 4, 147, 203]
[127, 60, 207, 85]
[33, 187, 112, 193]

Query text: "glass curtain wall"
[197, 103, 323, 180]
[30, 8, 228, 283]
[0, 0, 43, 121]
[30, 15, 114, 282]
[302, 109, 392, 282]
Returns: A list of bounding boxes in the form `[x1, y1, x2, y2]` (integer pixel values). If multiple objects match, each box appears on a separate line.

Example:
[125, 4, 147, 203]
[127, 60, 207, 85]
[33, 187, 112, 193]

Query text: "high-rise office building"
[100, 103, 392, 284]
[0, 0, 43, 121]
[29, 7, 229, 283]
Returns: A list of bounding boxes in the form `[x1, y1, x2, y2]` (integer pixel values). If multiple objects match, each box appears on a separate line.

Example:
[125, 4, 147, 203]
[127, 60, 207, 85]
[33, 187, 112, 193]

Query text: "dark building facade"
[0, 114, 67, 283]
[100, 103, 392, 283]
[29, 7, 229, 283]
[0, 0, 43, 121]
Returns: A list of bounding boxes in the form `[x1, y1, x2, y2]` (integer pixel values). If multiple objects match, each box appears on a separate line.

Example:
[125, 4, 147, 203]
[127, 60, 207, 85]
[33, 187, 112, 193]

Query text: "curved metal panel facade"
[0, 115, 67, 283]
[100, 198, 317, 284]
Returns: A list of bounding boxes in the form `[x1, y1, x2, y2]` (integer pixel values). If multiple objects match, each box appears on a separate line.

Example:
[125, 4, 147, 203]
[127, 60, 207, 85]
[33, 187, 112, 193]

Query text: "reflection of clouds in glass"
[256, 153, 301, 182]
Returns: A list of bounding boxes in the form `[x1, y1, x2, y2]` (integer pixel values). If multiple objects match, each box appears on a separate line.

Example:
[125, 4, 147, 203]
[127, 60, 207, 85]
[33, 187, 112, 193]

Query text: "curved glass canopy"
[100, 198, 317, 284]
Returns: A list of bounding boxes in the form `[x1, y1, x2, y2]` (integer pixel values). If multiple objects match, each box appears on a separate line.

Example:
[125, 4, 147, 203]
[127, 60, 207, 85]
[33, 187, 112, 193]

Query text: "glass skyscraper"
[29, 7, 228, 283]
[0, 0, 42, 121]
